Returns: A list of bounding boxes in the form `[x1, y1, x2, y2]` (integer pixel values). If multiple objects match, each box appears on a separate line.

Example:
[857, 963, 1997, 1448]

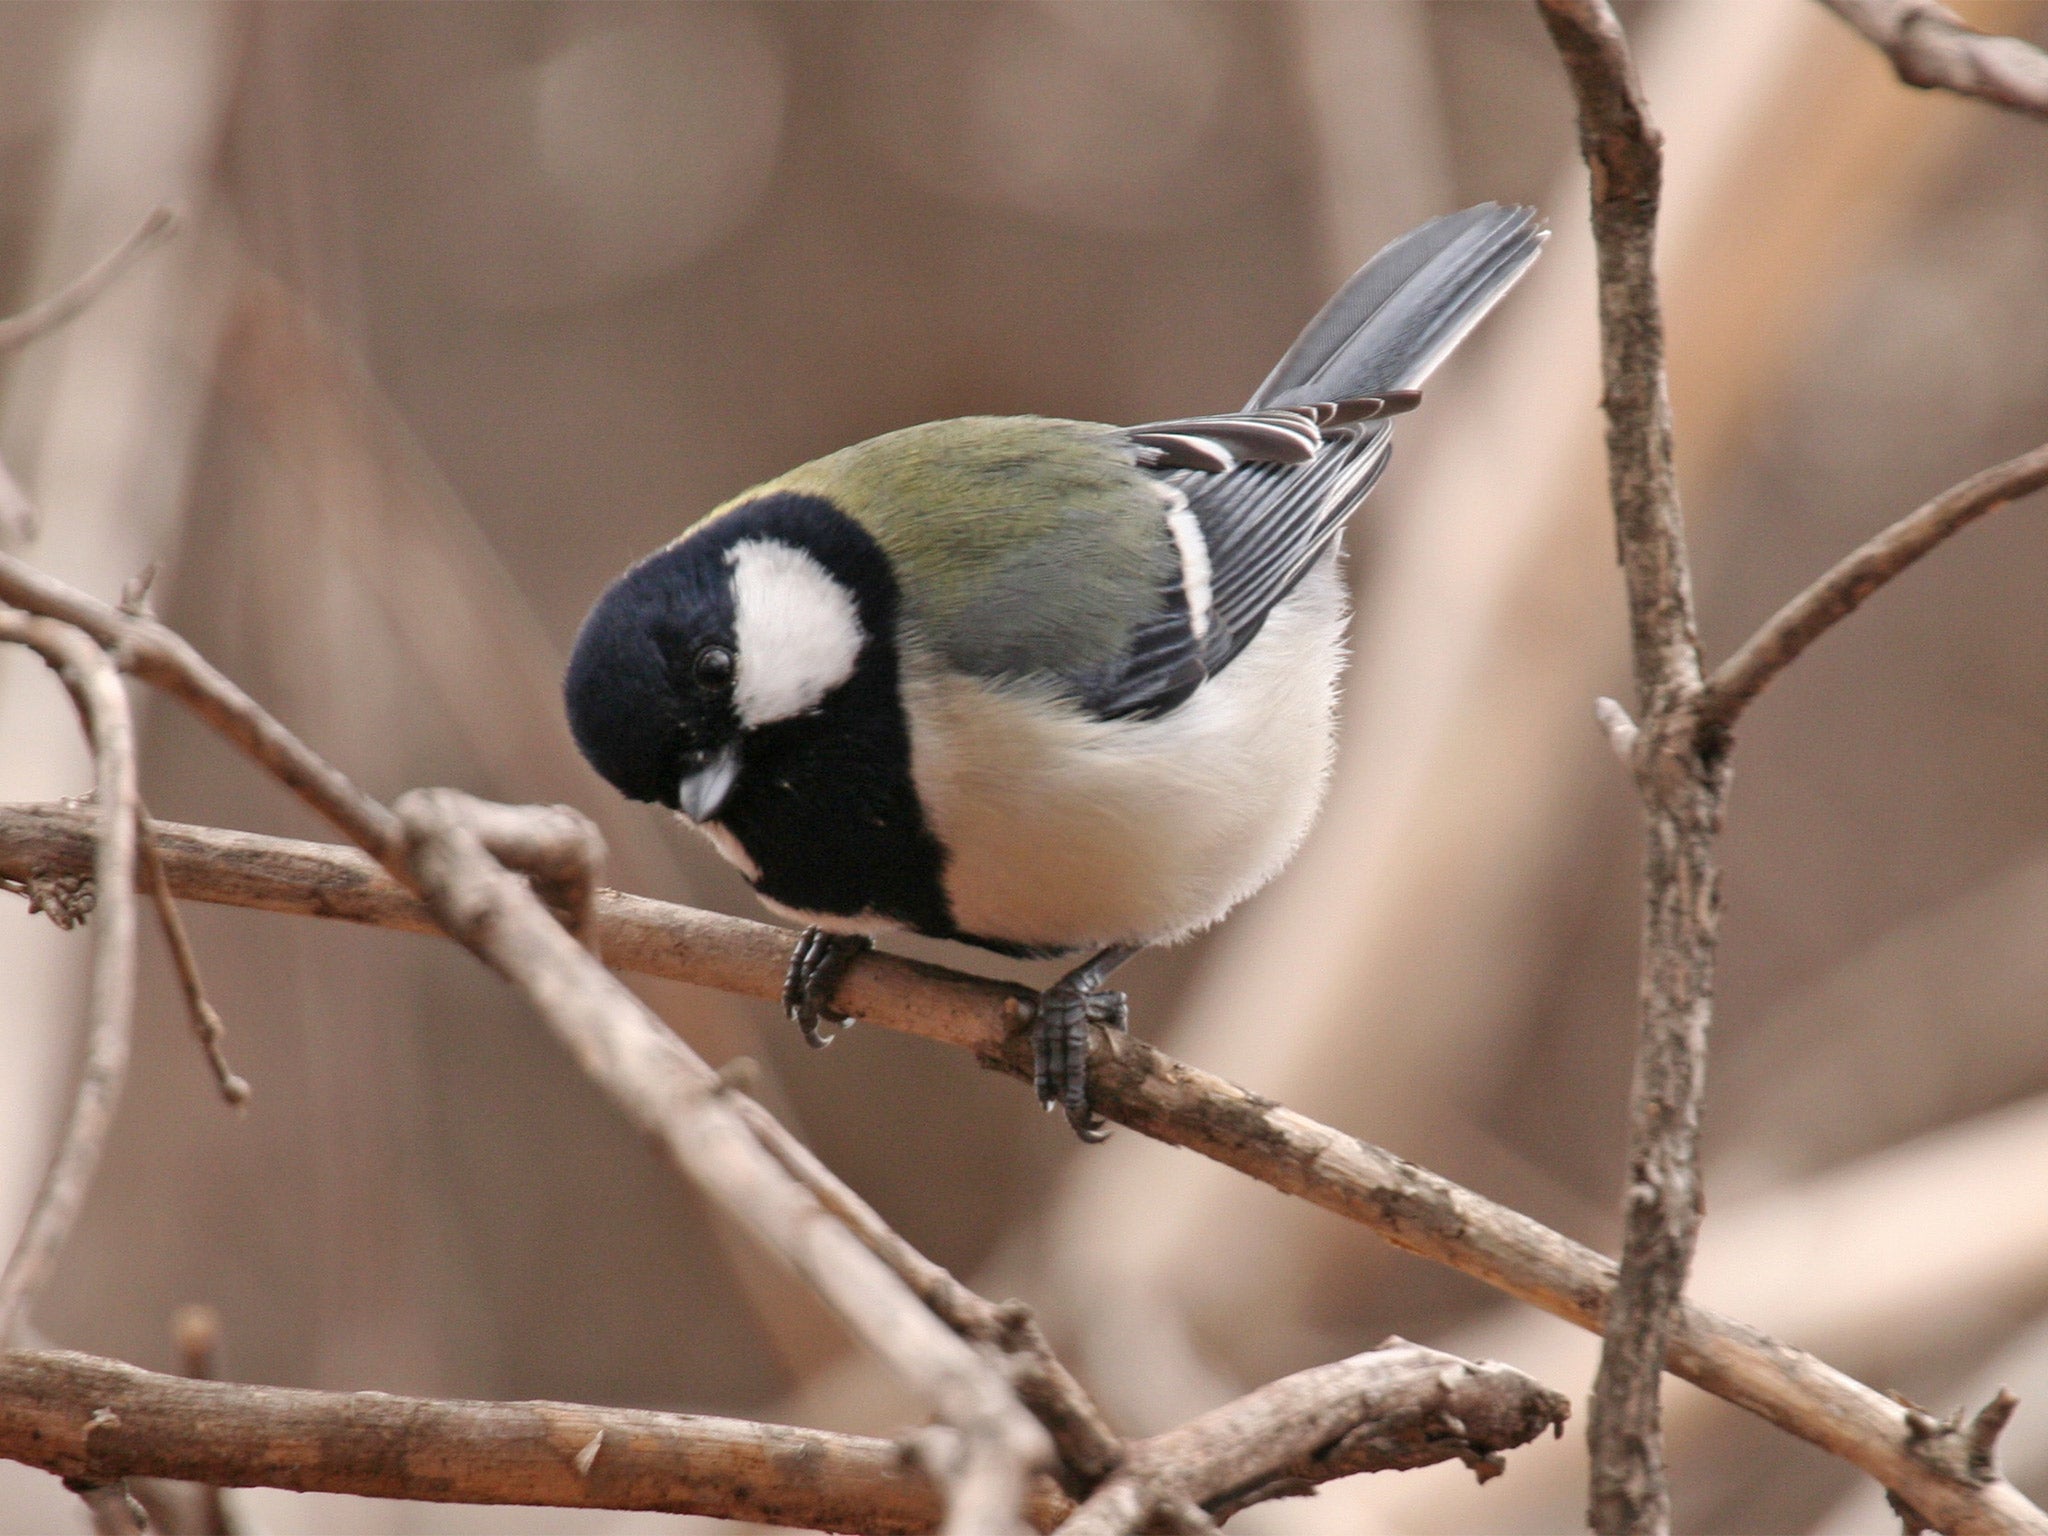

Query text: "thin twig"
[1052, 1343, 1569, 1536]
[1534, 2, 1724, 1530]
[1817, 0, 2048, 119]
[1699, 444, 2048, 732]
[9, 802, 2046, 1532]
[0, 615, 138, 1347]
[0, 206, 180, 356]
[0, 550, 404, 868]
[393, 787, 1051, 1536]
[136, 807, 250, 1108]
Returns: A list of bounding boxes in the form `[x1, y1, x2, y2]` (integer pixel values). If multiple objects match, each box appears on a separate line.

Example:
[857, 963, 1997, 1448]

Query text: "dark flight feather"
[1071, 203, 1543, 720]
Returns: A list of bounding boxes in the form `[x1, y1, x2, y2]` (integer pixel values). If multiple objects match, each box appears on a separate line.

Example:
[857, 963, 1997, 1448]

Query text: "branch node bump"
[1965, 1389, 2020, 1481]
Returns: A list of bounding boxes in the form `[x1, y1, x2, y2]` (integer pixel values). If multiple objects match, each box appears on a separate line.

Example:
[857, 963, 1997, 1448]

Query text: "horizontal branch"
[1699, 442, 2048, 733]
[6, 801, 2042, 1531]
[1818, 0, 2048, 120]
[0, 1347, 995, 1532]
[0, 1343, 1565, 1531]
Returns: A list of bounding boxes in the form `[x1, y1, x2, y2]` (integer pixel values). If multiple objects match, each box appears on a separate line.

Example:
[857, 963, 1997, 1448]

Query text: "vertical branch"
[0, 614, 139, 1344]
[1534, 3, 1727, 1533]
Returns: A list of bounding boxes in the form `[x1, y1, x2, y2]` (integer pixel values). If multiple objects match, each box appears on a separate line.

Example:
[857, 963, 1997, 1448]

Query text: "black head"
[564, 492, 898, 816]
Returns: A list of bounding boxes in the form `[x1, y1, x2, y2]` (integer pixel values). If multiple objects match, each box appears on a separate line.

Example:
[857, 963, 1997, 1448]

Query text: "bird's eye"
[693, 645, 734, 690]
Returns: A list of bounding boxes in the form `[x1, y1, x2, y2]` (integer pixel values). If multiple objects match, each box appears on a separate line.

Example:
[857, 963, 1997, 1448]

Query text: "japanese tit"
[565, 203, 1544, 1138]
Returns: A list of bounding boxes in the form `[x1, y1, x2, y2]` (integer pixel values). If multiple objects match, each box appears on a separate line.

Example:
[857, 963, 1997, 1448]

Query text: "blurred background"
[2, 2, 2046, 1531]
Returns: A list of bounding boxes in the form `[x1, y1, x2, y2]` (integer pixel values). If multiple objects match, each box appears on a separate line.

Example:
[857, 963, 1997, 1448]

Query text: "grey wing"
[1068, 203, 1544, 720]
[1073, 401, 1400, 720]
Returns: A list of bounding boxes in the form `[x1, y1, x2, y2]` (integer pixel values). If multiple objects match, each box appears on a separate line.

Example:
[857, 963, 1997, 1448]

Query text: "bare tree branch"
[0, 551, 405, 869]
[0, 1346, 1021, 1533]
[0, 554, 1062, 1532]
[0, 1342, 1566, 1531]
[1817, 0, 2048, 119]
[0, 206, 179, 357]
[723, 1089, 1125, 1492]
[0, 615, 138, 1348]
[1534, 2, 1728, 1529]
[1699, 443, 2048, 731]
[7, 801, 2045, 1532]
[135, 808, 250, 1108]
[393, 787, 1052, 1536]
[1052, 1343, 1568, 1536]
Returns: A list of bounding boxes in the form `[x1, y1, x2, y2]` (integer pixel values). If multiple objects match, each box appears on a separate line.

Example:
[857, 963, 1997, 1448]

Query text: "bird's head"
[564, 492, 893, 823]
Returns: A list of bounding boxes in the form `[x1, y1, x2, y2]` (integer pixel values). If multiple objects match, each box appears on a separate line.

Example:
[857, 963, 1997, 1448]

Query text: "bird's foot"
[1032, 969, 1130, 1144]
[784, 928, 872, 1048]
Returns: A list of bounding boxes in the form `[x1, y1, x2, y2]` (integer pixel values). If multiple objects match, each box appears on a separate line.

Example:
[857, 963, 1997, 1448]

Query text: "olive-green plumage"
[702, 416, 1178, 684]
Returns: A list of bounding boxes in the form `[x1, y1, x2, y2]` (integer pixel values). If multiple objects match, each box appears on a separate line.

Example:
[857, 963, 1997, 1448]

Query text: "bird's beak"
[677, 745, 741, 824]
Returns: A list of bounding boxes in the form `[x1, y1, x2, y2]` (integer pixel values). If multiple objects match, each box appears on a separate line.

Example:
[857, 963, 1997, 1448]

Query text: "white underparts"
[901, 560, 1348, 953]
[726, 539, 866, 728]
[1160, 485, 1214, 642]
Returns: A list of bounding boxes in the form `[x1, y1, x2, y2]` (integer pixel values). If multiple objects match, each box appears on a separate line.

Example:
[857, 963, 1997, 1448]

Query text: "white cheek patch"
[726, 538, 867, 727]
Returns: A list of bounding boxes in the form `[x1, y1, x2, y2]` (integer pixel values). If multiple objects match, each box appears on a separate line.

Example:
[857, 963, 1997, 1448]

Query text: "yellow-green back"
[704, 416, 1177, 681]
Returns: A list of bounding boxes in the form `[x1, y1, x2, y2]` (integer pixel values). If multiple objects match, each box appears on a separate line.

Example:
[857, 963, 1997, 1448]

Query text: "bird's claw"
[784, 928, 871, 1048]
[1032, 982, 1127, 1142]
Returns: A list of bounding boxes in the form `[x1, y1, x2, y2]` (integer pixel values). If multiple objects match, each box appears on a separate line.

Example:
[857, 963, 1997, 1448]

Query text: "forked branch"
[394, 786, 1052, 1536]
[1534, 2, 1722, 1530]
[0, 1342, 1567, 1531]
[5, 799, 2044, 1533]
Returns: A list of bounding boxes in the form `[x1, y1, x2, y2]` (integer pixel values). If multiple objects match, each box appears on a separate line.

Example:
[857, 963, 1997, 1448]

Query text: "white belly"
[901, 562, 1346, 952]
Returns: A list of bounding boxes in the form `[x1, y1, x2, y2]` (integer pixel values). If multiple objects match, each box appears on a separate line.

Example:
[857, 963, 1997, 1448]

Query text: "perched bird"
[566, 203, 1544, 1139]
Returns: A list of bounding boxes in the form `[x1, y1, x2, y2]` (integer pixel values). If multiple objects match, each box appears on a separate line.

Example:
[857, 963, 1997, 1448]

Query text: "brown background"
[2, 3, 2046, 1531]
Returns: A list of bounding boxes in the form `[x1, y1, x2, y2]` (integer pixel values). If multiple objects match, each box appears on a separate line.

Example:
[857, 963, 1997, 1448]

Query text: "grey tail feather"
[1248, 203, 1546, 411]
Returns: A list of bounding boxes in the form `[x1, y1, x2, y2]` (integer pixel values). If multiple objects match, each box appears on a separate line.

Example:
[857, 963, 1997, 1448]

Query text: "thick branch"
[1054, 1343, 1568, 1536]
[0, 1343, 1567, 1531]
[0, 618, 138, 1346]
[1536, 2, 1721, 1530]
[1818, 0, 2048, 119]
[7, 803, 2044, 1532]
[0, 1347, 1016, 1533]
[1699, 443, 2048, 732]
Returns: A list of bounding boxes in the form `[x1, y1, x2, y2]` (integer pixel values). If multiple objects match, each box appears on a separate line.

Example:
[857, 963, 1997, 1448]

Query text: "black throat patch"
[688, 494, 958, 939]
